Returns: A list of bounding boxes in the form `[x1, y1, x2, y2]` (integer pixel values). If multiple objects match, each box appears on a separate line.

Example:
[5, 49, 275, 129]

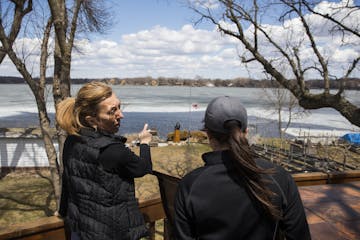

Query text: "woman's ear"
[85, 115, 97, 128]
[244, 128, 249, 137]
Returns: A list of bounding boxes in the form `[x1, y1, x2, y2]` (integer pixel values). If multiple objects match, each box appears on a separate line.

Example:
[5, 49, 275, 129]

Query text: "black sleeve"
[99, 143, 152, 178]
[58, 137, 73, 217]
[58, 174, 68, 217]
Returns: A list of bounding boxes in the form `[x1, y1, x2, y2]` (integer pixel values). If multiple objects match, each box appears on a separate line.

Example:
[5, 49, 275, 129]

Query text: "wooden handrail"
[0, 216, 65, 240]
[1, 170, 360, 240]
[139, 197, 165, 222]
[293, 170, 360, 186]
[0, 197, 166, 240]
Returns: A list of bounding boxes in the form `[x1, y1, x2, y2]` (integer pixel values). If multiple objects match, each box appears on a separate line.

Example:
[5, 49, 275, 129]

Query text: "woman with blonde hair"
[174, 96, 310, 240]
[57, 81, 152, 240]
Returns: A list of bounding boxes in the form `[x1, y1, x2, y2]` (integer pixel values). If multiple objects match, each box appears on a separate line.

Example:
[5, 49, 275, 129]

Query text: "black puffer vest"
[60, 129, 148, 240]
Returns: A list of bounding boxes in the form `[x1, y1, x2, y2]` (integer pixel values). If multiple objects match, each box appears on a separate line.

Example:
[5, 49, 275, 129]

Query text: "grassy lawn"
[0, 171, 56, 228]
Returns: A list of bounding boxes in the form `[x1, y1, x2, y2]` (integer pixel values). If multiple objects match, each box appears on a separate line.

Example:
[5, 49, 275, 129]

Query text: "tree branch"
[283, 0, 330, 94]
[39, 17, 52, 89]
[0, 3, 37, 92]
[303, 0, 360, 38]
[0, 0, 32, 63]
[338, 56, 360, 95]
[68, 0, 82, 54]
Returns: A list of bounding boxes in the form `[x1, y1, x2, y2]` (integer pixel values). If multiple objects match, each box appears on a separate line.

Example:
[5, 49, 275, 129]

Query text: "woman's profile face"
[94, 93, 124, 134]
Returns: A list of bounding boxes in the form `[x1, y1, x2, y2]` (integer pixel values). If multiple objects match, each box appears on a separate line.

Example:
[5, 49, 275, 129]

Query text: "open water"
[0, 84, 359, 139]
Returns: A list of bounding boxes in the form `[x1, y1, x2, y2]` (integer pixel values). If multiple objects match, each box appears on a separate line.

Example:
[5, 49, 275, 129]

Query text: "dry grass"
[134, 143, 210, 200]
[0, 172, 56, 228]
[0, 143, 211, 230]
[258, 137, 360, 166]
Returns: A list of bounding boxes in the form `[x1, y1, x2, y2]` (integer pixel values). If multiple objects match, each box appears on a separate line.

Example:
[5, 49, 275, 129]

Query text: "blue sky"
[105, 1, 202, 37]
[1, 0, 359, 80]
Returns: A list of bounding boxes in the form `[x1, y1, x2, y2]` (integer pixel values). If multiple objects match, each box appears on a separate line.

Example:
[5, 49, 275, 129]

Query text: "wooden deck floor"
[300, 181, 360, 240]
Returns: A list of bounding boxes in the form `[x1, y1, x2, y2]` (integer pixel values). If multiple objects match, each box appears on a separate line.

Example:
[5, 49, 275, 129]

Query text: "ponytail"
[210, 120, 281, 220]
[56, 97, 79, 135]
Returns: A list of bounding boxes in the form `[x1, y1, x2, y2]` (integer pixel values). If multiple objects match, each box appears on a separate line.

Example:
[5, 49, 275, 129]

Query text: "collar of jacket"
[79, 128, 127, 143]
[202, 150, 232, 166]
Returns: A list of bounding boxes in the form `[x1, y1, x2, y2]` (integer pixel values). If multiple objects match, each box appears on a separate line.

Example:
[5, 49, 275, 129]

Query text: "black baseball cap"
[204, 96, 247, 134]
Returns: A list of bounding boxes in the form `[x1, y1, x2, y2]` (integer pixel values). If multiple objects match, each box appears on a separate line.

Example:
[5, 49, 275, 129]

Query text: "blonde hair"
[56, 81, 113, 135]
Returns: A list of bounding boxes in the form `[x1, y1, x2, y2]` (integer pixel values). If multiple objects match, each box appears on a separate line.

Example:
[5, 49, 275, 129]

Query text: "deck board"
[299, 181, 360, 239]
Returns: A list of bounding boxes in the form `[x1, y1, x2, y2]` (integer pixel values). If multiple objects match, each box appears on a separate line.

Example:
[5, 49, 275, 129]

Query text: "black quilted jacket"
[59, 129, 151, 240]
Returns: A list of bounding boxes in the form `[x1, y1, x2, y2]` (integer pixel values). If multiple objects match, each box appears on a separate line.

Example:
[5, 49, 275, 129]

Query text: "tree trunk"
[31, 85, 61, 211]
[299, 93, 360, 127]
[37, 100, 61, 211]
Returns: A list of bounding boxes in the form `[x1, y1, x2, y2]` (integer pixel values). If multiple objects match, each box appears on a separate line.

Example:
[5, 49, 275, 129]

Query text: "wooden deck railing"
[0, 170, 359, 240]
[0, 197, 166, 240]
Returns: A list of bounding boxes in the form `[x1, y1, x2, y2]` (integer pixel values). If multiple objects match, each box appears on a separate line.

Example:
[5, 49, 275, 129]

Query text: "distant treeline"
[1, 76, 359, 90]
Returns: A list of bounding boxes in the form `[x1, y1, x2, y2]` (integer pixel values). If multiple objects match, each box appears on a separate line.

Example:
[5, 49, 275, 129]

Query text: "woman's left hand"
[138, 123, 152, 145]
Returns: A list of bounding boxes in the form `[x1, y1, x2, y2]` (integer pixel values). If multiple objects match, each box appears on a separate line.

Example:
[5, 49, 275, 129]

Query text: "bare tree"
[48, 0, 112, 179]
[0, 0, 60, 209]
[263, 83, 308, 140]
[0, 0, 111, 210]
[190, 0, 360, 127]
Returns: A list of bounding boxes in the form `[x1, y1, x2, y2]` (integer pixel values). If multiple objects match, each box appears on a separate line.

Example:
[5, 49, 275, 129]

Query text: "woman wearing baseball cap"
[174, 96, 310, 240]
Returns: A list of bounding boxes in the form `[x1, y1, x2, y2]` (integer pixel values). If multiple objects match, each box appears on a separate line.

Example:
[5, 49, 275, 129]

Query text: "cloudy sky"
[1, 0, 359, 80]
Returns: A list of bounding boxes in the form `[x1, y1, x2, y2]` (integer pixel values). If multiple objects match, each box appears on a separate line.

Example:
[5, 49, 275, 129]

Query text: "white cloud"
[314, 0, 356, 13]
[219, 48, 238, 59]
[0, 56, 20, 76]
[121, 24, 230, 56]
[189, 0, 220, 9]
[2, 1, 359, 80]
[67, 23, 246, 79]
[332, 48, 359, 62]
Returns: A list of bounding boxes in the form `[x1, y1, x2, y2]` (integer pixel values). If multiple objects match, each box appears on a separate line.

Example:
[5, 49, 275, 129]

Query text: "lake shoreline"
[1, 85, 358, 140]
[1, 76, 360, 90]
